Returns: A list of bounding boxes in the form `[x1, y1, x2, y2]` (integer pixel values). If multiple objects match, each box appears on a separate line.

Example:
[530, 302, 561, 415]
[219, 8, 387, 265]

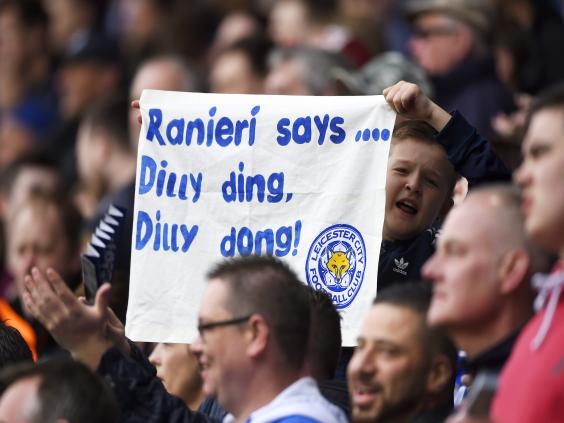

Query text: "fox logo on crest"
[323, 243, 354, 288]
[306, 224, 366, 309]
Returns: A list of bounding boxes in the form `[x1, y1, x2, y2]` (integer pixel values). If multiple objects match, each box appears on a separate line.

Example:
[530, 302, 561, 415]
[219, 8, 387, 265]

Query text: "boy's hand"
[22, 267, 123, 369]
[383, 81, 451, 132]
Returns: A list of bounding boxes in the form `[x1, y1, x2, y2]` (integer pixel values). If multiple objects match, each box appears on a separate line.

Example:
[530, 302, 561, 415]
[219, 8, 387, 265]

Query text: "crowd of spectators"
[1, 0, 564, 422]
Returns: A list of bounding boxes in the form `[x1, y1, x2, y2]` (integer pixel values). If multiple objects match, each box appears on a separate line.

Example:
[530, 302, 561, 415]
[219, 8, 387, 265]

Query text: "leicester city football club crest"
[305, 224, 366, 309]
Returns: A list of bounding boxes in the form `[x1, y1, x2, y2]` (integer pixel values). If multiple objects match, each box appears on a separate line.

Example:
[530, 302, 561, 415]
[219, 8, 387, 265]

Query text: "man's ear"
[498, 249, 529, 295]
[426, 353, 453, 395]
[246, 314, 269, 359]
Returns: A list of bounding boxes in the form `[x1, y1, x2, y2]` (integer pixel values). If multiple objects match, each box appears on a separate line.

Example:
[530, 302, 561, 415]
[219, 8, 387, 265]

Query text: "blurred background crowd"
[0, 0, 563, 422]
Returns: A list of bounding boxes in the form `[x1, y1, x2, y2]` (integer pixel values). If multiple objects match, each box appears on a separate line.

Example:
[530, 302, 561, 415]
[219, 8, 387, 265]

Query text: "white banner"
[126, 90, 395, 346]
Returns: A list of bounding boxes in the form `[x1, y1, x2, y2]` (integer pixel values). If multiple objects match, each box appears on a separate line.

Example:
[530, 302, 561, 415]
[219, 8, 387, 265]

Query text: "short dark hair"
[392, 119, 458, 194]
[374, 283, 457, 393]
[392, 119, 437, 144]
[374, 281, 433, 314]
[81, 95, 131, 153]
[208, 256, 310, 370]
[307, 287, 341, 381]
[0, 359, 119, 423]
[303, 0, 338, 21]
[527, 81, 564, 130]
[0, 322, 33, 369]
[220, 35, 273, 78]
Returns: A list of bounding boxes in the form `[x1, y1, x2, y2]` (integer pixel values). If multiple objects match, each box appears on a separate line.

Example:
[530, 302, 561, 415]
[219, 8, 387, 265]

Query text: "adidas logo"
[393, 257, 409, 275]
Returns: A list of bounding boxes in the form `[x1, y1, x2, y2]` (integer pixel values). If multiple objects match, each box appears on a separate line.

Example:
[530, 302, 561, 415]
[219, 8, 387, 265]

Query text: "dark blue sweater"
[377, 111, 510, 290]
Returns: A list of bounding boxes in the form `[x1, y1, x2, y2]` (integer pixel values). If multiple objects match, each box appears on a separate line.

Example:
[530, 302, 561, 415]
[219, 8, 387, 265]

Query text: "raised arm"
[23, 268, 214, 423]
[23, 267, 121, 369]
[384, 81, 510, 186]
[383, 80, 452, 131]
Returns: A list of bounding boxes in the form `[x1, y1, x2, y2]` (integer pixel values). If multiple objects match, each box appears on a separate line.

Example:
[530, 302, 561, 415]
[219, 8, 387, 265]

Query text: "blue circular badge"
[305, 224, 366, 309]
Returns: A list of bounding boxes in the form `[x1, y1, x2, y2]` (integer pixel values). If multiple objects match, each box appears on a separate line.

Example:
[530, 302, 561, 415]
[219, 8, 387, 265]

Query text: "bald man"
[422, 184, 551, 380]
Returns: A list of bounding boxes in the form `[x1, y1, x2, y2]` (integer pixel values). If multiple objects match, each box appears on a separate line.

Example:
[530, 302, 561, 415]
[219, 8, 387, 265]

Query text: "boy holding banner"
[379, 81, 510, 289]
[125, 84, 508, 343]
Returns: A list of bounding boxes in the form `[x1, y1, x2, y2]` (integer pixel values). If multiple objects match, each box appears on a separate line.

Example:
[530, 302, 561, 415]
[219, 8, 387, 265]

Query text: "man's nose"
[407, 37, 424, 61]
[190, 334, 204, 357]
[422, 253, 440, 283]
[352, 348, 376, 377]
[148, 346, 160, 366]
[513, 162, 529, 188]
[22, 252, 37, 277]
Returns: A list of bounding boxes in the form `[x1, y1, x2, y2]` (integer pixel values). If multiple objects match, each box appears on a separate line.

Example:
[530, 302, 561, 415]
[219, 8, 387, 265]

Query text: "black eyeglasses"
[197, 315, 252, 337]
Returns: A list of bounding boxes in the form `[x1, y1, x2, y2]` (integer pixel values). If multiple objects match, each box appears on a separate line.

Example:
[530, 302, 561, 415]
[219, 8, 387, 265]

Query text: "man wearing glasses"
[404, 0, 515, 140]
[21, 256, 347, 423]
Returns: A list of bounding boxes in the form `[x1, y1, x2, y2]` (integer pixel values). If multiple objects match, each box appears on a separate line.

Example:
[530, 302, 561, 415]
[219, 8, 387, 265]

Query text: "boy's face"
[514, 107, 564, 254]
[384, 138, 453, 241]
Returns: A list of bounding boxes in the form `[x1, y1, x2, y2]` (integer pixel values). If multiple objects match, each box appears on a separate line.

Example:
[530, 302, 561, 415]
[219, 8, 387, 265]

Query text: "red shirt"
[492, 269, 564, 423]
